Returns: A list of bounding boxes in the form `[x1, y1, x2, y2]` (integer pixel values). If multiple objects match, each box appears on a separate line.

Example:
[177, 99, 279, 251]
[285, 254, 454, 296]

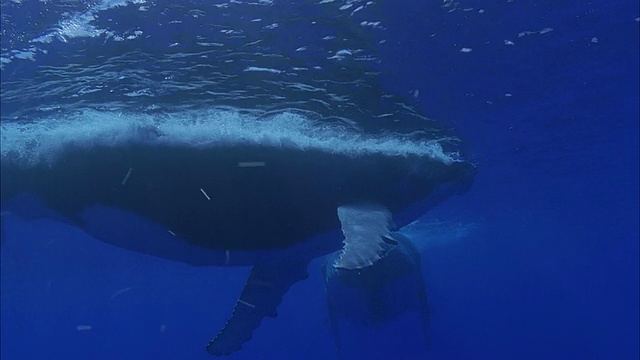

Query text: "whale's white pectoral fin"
[333, 204, 397, 270]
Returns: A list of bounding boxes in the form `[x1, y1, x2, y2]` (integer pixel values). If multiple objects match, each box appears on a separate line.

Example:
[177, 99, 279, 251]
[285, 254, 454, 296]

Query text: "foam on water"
[0, 109, 457, 166]
[1, 0, 147, 67]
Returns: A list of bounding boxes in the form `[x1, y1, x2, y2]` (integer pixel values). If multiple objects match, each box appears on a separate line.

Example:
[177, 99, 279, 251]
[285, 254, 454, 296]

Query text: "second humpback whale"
[324, 229, 430, 359]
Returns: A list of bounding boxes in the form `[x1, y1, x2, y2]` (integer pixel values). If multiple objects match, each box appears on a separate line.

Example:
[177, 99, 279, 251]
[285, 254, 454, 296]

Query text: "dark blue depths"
[1, 1, 639, 360]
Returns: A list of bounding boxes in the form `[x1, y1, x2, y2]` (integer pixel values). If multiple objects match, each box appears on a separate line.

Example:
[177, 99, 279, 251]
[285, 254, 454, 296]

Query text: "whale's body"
[1, 118, 474, 355]
[0, 0, 475, 355]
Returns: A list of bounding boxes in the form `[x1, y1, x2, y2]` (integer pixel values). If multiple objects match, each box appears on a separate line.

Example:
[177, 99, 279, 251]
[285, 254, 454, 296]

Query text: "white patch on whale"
[1, 109, 458, 166]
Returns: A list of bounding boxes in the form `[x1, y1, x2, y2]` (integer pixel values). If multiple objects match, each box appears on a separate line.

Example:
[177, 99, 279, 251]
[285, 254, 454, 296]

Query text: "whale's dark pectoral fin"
[206, 260, 310, 356]
[333, 204, 396, 270]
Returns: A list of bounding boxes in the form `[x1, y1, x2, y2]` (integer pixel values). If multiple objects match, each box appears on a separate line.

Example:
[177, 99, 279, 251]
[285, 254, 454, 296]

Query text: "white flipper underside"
[333, 204, 396, 270]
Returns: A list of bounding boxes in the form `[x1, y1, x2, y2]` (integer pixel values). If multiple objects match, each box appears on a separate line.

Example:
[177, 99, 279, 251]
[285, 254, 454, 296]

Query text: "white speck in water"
[121, 167, 133, 185]
[460, 47, 472, 53]
[238, 161, 266, 167]
[238, 299, 256, 308]
[200, 188, 211, 201]
[110, 287, 133, 300]
[591, 37, 598, 43]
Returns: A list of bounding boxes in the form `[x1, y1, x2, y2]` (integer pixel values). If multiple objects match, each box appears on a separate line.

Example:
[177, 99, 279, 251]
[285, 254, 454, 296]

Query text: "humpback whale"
[1, 115, 474, 355]
[0, 0, 475, 356]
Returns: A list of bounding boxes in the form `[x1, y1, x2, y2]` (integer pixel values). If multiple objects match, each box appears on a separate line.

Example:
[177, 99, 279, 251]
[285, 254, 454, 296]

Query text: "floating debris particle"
[110, 287, 133, 300]
[591, 37, 598, 43]
[460, 47, 472, 53]
[168, 230, 176, 236]
[504, 40, 515, 45]
[121, 167, 133, 186]
[238, 161, 266, 168]
[238, 299, 256, 309]
[200, 188, 211, 200]
[76, 325, 93, 331]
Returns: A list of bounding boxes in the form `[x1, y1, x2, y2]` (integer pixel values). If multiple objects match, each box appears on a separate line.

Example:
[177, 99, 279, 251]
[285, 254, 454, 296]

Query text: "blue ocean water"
[1, 1, 638, 360]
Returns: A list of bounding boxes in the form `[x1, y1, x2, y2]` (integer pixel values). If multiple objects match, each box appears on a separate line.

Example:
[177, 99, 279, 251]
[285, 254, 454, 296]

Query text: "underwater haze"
[1, 0, 639, 359]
